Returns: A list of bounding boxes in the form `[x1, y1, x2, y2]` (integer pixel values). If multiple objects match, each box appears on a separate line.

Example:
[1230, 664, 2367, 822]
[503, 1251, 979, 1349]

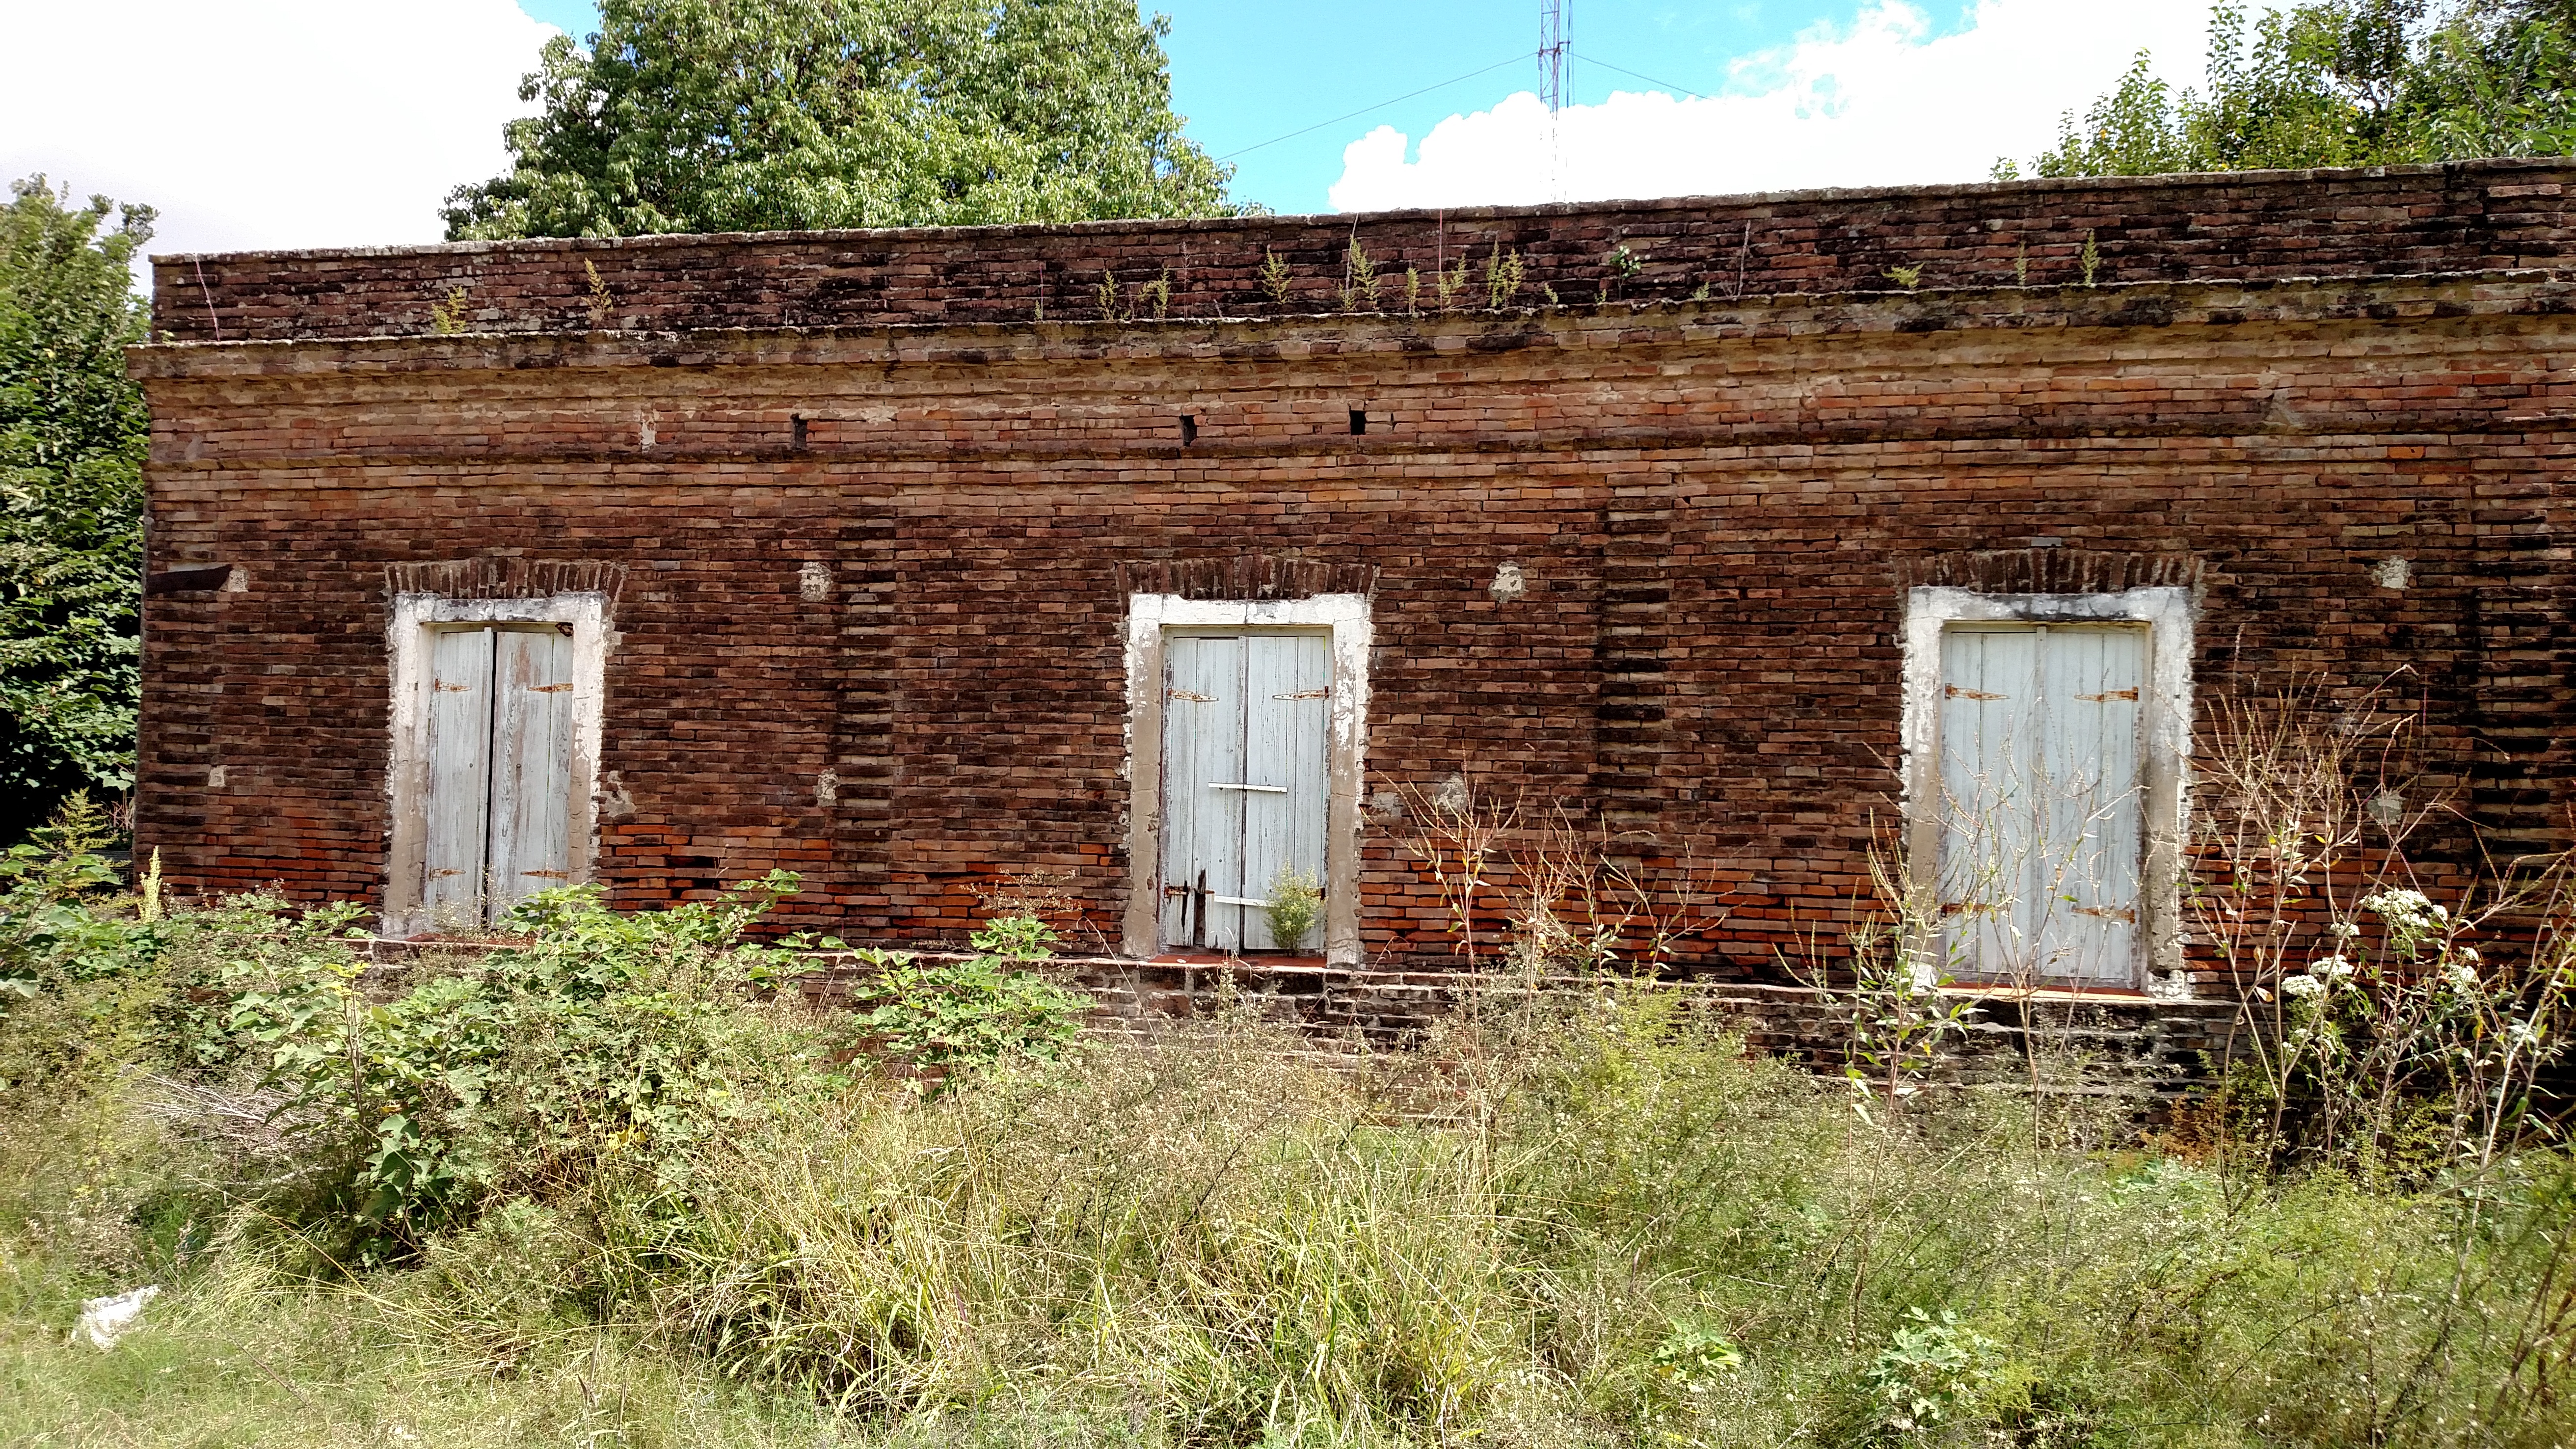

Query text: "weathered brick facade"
[132, 161, 2576, 999]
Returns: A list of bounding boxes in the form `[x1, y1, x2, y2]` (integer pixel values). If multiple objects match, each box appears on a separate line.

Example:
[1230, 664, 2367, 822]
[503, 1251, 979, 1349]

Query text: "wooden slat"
[1237, 632, 1331, 950]
[2031, 627, 2145, 983]
[1937, 626, 2038, 978]
[1158, 635, 1246, 949]
[421, 627, 494, 930]
[485, 626, 577, 921]
[1937, 623, 2146, 985]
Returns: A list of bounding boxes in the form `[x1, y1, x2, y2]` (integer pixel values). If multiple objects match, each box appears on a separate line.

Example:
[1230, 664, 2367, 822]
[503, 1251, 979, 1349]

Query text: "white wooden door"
[420, 623, 578, 927]
[486, 627, 578, 916]
[421, 627, 496, 929]
[1159, 630, 1331, 952]
[1935, 624, 2145, 985]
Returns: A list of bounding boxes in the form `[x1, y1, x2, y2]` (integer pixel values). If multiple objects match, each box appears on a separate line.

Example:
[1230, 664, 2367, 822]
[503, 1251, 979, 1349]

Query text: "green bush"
[843, 914, 1092, 1093]
[230, 872, 831, 1256]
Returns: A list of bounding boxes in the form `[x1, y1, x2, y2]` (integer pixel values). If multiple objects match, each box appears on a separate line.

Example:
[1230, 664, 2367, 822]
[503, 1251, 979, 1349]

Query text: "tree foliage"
[444, 0, 1236, 240]
[0, 179, 151, 843]
[2012, 0, 2576, 178]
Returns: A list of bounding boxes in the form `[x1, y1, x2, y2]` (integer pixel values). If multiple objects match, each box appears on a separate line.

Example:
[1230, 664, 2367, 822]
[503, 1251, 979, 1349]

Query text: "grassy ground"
[7, 991, 2573, 1448]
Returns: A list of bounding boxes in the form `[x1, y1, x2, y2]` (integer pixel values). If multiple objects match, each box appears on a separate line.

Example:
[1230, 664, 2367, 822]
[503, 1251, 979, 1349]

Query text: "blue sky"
[515, 0, 1965, 216]
[2, 0, 2220, 265]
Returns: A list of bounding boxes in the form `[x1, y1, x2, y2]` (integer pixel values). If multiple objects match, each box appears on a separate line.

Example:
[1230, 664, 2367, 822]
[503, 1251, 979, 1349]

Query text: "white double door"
[1935, 623, 2146, 985]
[422, 623, 578, 927]
[1159, 629, 1330, 953]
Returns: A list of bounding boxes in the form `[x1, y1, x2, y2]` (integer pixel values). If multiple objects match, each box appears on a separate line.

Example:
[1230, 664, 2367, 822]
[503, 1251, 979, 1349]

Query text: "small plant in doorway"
[1263, 868, 1322, 952]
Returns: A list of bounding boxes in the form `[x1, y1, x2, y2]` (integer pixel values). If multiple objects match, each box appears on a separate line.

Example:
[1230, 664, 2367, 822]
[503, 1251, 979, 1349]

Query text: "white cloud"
[0, 0, 556, 268]
[1329, 0, 2223, 212]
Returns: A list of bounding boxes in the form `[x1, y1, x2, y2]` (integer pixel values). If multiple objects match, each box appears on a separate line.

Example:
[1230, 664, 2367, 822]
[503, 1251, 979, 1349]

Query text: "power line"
[1214, 54, 1530, 162]
[1570, 51, 1707, 101]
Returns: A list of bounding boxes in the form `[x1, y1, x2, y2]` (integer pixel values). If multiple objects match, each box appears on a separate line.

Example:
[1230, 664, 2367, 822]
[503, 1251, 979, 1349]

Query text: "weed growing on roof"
[1340, 237, 1379, 312]
[1435, 250, 1472, 309]
[1258, 246, 1293, 307]
[1483, 239, 1525, 308]
[426, 287, 470, 335]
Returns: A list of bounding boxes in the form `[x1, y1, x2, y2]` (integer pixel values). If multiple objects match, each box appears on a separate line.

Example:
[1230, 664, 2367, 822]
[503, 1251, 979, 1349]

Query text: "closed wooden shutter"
[486, 626, 578, 916]
[418, 623, 579, 928]
[422, 627, 496, 929]
[1936, 624, 2145, 984]
[1158, 630, 1331, 952]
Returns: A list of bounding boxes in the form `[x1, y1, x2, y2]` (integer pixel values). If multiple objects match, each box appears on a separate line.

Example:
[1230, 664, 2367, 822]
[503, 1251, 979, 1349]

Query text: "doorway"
[1157, 628, 1331, 953]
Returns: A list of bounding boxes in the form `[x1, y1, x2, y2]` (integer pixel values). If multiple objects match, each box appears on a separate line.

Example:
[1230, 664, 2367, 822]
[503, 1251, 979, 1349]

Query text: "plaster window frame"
[382, 590, 612, 937]
[1122, 592, 1372, 964]
[1900, 584, 2195, 994]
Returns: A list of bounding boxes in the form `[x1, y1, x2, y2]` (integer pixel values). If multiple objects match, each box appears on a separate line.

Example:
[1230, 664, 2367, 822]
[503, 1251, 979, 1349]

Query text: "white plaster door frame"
[384, 591, 610, 937]
[1901, 585, 2194, 993]
[1123, 593, 1371, 964]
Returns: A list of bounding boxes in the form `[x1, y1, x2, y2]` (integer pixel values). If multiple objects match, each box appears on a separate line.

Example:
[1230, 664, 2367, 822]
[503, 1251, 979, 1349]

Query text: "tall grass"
[3, 742, 2575, 1444]
[16, 970, 2572, 1446]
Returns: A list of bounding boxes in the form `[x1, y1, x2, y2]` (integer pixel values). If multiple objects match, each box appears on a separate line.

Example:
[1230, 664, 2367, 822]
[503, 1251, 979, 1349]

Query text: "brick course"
[132, 162, 2576, 1006]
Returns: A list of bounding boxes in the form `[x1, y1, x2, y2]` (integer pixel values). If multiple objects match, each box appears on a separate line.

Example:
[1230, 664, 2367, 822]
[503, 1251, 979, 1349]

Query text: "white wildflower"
[2282, 974, 2328, 999]
[2308, 955, 2356, 982]
[2362, 888, 2448, 929]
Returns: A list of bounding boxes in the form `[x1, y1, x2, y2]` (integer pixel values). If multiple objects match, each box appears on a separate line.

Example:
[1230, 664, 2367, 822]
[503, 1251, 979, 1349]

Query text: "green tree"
[444, 0, 1235, 239]
[0, 179, 151, 844]
[2008, 0, 2576, 178]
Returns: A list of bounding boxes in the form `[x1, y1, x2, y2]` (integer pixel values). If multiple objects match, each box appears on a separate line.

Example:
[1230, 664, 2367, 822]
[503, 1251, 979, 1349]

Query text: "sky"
[0, 0, 2228, 271]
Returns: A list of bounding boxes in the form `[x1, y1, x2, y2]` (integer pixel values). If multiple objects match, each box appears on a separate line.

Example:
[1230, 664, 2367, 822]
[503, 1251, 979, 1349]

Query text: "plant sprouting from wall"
[1339, 237, 1379, 312]
[582, 259, 616, 328]
[1435, 251, 1471, 309]
[1135, 266, 1172, 320]
[1604, 242, 1643, 299]
[1259, 246, 1294, 307]
[1884, 264, 1926, 291]
[1482, 240, 1525, 309]
[2080, 230, 2102, 286]
[1402, 265, 1421, 315]
[428, 286, 472, 335]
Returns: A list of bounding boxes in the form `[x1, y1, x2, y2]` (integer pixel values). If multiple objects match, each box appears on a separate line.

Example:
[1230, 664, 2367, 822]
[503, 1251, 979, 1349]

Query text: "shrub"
[231, 873, 832, 1256]
[843, 914, 1091, 1093]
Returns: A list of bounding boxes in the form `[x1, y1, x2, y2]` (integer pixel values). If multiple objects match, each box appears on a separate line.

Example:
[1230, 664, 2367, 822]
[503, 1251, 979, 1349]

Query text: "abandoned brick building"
[129, 159, 2576, 1008]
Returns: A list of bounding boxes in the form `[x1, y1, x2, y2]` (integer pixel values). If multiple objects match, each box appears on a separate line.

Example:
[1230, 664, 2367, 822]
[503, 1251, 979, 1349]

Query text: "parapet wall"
[154, 161, 2576, 343]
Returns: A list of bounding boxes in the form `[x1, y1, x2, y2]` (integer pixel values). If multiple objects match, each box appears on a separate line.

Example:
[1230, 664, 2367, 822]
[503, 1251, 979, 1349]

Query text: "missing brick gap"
[791, 414, 808, 450]
[1348, 409, 1367, 435]
[1180, 415, 1197, 444]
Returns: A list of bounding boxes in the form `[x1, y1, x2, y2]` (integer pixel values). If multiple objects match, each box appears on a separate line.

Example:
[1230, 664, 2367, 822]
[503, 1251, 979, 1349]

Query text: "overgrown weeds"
[1, 775, 2575, 1442]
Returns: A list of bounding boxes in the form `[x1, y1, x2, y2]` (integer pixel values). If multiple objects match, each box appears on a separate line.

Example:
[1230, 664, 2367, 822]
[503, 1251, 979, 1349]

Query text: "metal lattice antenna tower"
[1539, 0, 1567, 117]
[1539, 0, 1568, 201]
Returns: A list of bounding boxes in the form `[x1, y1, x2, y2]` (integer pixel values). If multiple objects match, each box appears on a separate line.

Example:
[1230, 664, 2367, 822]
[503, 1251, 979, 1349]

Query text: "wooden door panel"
[1238, 633, 1331, 950]
[487, 626, 577, 920]
[1936, 626, 2039, 977]
[1159, 634, 1246, 950]
[2032, 627, 2145, 983]
[422, 627, 495, 929]
[1936, 624, 2146, 984]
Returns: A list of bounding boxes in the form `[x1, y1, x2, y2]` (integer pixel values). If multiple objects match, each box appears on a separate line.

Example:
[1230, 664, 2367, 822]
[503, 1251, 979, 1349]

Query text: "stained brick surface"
[131, 163, 2576, 992]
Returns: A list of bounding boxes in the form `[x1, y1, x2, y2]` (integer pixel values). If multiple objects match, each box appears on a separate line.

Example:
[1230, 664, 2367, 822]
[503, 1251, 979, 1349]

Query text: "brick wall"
[132, 168, 2576, 999]
[156, 161, 2576, 343]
